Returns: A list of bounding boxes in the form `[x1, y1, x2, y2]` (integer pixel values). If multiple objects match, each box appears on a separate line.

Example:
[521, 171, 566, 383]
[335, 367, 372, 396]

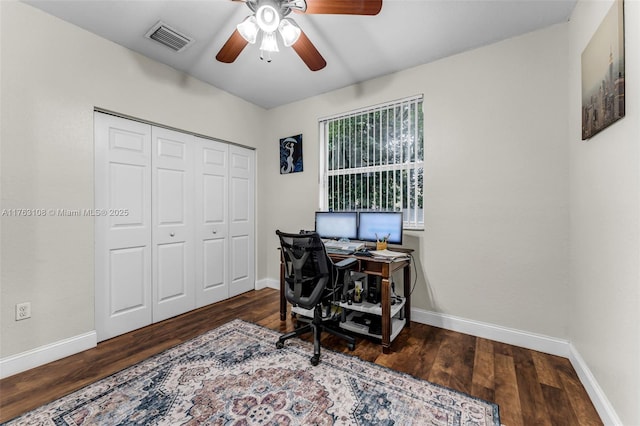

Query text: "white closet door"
[152, 127, 195, 321]
[195, 137, 229, 306]
[95, 112, 152, 341]
[228, 145, 255, 296]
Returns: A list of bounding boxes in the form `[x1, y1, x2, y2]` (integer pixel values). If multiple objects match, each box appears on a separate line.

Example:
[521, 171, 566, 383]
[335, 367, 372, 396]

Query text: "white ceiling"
[23, 0, 576, 109]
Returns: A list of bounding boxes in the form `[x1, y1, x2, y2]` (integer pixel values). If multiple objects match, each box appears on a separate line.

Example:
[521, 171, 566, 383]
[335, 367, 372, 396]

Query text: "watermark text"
[2, 208, 129, 217]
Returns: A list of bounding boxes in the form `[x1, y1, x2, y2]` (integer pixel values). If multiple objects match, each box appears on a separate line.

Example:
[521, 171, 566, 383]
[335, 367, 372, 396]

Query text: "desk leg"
[280, 261, 286, 321]
[381, 277, 391, 353]
[404, 263, 411, 327]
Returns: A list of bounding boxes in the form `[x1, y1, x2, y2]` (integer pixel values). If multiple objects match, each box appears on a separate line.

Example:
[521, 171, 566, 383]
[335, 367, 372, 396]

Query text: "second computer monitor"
[315, 211, 358, 240]
[357, 211, 403, 245]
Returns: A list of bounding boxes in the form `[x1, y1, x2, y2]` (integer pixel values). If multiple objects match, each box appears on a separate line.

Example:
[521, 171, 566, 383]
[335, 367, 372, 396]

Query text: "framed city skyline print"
[581, 0, 625, 140]
[280, 134, 303, 174]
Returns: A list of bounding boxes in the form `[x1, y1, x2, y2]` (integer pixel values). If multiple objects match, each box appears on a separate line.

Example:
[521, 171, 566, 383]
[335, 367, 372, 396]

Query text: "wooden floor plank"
[473, 338, 495, 390]
[427, 329, 459, 387]
[542, 383, 581, 425]
[495, 352, 525, 426]
[532, 350, 563, 388]
[0, 288, 603, 425]
[513, 346, 553, 425]
[448, 332, 476, 395]
[558, 369, 604, 426]
[472, 382, 496, 403]
[411, 324, 443, 378]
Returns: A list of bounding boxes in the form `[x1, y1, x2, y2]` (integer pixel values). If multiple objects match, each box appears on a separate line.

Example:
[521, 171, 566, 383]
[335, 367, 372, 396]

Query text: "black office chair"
[276, 230, 358, 365]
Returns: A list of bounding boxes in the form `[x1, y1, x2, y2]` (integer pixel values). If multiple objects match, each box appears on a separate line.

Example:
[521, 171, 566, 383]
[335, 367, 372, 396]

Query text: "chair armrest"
[334, 257, 358, 270]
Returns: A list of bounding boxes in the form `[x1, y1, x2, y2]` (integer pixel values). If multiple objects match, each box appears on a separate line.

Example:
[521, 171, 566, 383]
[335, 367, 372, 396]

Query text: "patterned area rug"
[6, 320, 499, 425]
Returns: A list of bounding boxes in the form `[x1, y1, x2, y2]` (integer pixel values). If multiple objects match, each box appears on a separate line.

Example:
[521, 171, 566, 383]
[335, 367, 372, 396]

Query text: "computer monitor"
[357, 211, 403, 245]
[314, 211, 358, 240]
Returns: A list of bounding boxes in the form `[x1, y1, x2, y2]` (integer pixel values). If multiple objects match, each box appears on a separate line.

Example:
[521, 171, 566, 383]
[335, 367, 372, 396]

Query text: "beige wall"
[0, 1, 265, 357]
[568, 1, 640, 424]
[260, 23, 571, 338]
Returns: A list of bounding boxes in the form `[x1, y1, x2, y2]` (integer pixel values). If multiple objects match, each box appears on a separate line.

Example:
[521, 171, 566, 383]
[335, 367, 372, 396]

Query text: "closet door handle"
[170, 232, 175, 237]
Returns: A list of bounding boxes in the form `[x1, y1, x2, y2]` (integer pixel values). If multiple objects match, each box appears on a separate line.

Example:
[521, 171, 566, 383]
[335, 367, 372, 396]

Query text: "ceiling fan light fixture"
[237, 15, 259, 44]
[259, 31, 279, 62]
[278, 18, 301, 47]
[260, 31, 279, 53]
[255, 1, 281, 33]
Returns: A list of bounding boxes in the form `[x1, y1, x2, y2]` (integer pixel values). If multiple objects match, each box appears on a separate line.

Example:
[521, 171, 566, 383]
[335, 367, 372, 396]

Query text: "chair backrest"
[276, 230, 331, 310]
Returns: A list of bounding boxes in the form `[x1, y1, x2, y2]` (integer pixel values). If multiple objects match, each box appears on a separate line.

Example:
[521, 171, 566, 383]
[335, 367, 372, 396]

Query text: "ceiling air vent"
[145, 21, 194, 52]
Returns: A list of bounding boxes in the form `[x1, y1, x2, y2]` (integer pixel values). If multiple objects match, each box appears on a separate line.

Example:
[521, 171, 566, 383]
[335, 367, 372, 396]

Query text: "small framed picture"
[280, 134, 303, 174]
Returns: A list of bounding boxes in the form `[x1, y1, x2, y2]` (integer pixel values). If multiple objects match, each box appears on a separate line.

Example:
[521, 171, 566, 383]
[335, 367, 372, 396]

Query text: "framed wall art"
[280, 134, 303, 174]
[581, 0, 625, 140]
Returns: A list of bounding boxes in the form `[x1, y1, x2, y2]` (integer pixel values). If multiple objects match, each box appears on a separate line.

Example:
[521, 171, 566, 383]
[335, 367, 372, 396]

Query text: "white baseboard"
[410, 307, 620, 425]
[0, 331, 97, 379]
[568, 344, 622, 426]
[410, 307, 570, 357]
[256, 278, 279, 290]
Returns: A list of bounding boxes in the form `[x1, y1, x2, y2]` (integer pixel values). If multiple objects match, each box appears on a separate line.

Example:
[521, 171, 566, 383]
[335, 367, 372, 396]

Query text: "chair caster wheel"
[310, 356, 320, 366]
[276, 341, 284, 349]
[348, 343, 355, 351]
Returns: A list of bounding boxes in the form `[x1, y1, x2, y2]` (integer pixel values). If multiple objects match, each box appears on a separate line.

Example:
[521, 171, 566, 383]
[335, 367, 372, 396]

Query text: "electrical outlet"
[16, 302, 31, 321]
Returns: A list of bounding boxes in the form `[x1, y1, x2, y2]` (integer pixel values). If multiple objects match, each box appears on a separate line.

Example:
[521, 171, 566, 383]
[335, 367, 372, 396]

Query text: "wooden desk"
[280, 250, 412, 353]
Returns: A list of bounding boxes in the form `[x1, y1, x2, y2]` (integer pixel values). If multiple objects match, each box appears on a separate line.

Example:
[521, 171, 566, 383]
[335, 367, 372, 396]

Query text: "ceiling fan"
[216, 0, 382, 71]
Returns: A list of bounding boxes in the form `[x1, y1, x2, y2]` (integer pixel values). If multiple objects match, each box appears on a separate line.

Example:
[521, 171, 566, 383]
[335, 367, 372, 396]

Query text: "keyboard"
[323, 240, 364, 253]
[325, 247, 355, 255]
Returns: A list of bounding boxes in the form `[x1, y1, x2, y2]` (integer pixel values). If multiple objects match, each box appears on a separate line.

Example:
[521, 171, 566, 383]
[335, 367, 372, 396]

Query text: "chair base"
[277, 308, 355, 366]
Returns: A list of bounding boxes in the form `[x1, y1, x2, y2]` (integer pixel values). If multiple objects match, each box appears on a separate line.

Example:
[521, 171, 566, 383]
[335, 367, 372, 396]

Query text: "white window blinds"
[319, 95, 424, 229]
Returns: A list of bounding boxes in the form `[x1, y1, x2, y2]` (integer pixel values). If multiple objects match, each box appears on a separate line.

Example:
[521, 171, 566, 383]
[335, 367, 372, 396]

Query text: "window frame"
[318, 95, 424, 230]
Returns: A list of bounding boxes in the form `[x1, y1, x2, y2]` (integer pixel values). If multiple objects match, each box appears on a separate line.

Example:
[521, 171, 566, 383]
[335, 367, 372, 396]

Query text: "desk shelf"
[336, 297, 406, 342]
[336, 297, 405, 318]
[339, 312, 406, 342]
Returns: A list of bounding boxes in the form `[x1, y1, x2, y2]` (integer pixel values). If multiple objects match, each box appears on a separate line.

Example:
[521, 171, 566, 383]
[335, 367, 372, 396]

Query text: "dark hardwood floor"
[0, 288, 602, 425]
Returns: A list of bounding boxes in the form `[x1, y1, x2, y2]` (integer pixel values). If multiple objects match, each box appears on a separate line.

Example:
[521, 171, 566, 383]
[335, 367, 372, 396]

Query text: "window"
[319, 95, 424, 229]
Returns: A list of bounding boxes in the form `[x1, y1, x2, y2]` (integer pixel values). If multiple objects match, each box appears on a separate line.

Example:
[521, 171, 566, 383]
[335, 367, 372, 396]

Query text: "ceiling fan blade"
[303, 0, 382, 15]
[216, 29, 249, 63]
[292, 30, 326, 71]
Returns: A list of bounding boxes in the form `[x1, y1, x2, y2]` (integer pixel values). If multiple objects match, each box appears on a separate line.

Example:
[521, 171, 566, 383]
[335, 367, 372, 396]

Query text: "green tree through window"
[320, 96, 424, 228]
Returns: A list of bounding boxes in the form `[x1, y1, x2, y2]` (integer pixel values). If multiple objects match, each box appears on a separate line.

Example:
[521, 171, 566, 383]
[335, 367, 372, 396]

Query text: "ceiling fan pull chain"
[261, 50, 271, 62]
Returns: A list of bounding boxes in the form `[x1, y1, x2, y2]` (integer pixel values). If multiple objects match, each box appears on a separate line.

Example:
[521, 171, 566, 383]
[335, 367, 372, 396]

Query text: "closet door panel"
[95, 112, 152, 342]
[156, 169, 186, 223]
[203, 239, 225, 289]
[231, 235, 250, 284]
[109, 163, 146, 229]
[97, 113, 254, 339]
[195, 138, 229, 306]
[152, 127, 195, 321]
[204, 174, 225, 224]
[228, 145, 255, 296]
[156, 242, 188, 301]
[106, 163, 151, 254]
[109, 247, 147, 313]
